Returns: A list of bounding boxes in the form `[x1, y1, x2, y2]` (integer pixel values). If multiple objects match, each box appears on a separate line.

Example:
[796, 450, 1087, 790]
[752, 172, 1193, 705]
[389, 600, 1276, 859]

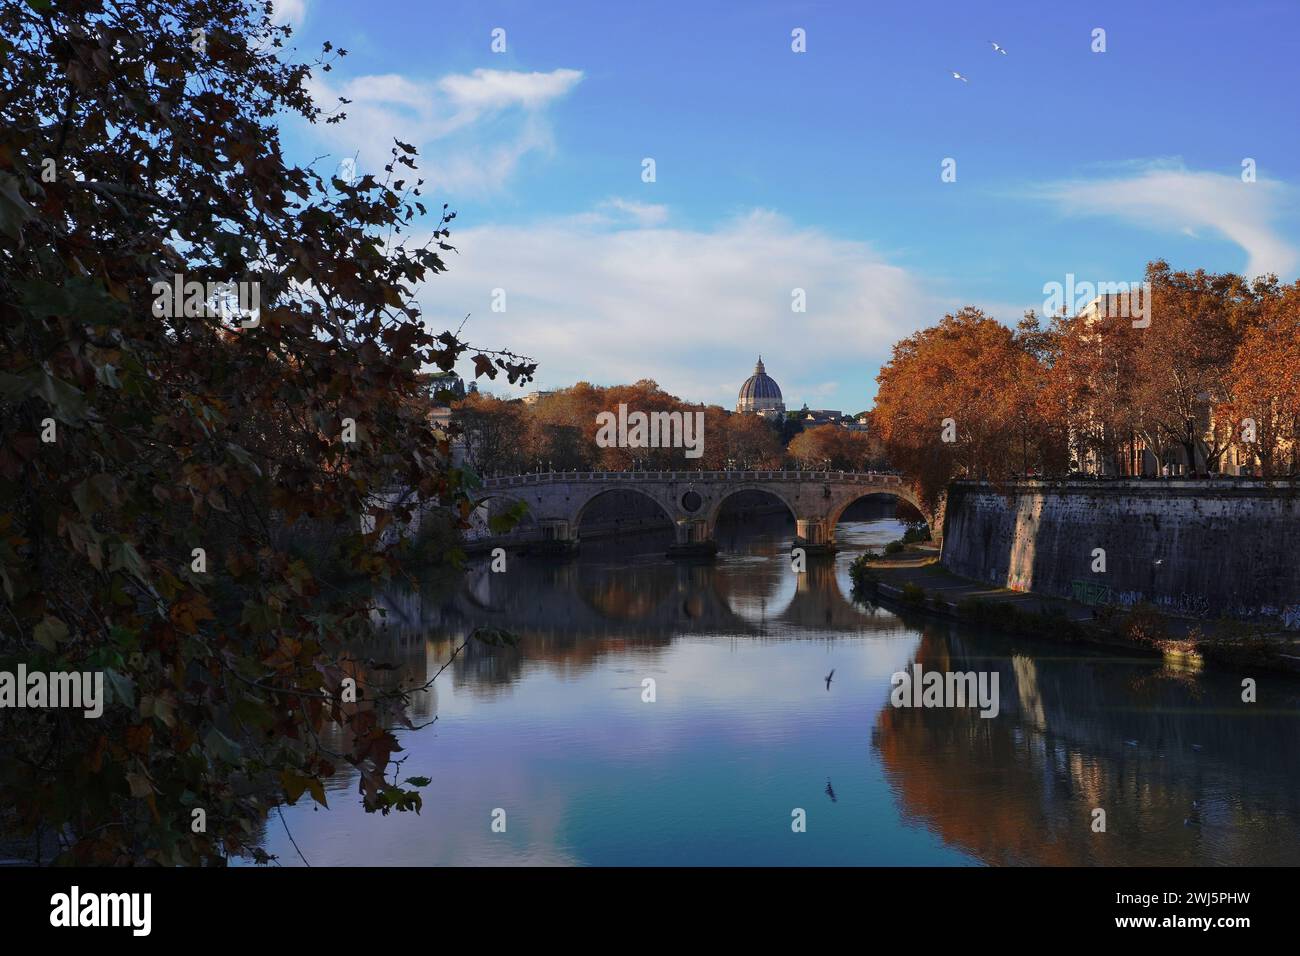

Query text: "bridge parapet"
[482, 469, 906, 488]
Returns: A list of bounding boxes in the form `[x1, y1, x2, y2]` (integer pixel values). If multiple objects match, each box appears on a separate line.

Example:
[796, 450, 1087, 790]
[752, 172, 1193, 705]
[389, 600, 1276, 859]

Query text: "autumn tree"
[1219, 279, 1300, 475]
[597, 379, 699, 470]
[0, 0, 530, 864]
[1042, 308, 1145, 474]
[1131, 262, 1245, 473]
[467, 382, 796, 473]
[454, 391, 530, 475]
[873, 308, 1051, 509]
[715, 411, 785, 469]
[524, 381, 604, 470]
[1008, 313, 1068, 475]
[787, 423, 874, 470]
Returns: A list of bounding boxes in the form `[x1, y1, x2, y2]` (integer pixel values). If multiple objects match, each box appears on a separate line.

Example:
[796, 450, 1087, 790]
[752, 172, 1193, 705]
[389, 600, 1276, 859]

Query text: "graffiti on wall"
[1069, 582, 1300, 630]
[1071, 579, 1114, 607]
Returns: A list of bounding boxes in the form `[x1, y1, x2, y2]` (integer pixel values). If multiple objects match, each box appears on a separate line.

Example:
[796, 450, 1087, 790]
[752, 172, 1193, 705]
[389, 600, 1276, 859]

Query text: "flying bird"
[825, 778, 838, 803]
[988, 41, 1008, 55]
[951, 71, 969, 83]
[824, 668, 835, 690]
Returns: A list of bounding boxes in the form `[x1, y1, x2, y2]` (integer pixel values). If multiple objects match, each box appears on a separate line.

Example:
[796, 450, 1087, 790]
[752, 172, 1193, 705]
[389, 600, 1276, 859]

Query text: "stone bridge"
[476, 470, 939, 556]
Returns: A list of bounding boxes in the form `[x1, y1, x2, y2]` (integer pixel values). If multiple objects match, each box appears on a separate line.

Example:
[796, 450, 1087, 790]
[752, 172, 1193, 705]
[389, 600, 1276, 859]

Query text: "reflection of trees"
[437, 629, 675, 695]
[874, 622, 1300, 865]
[578, 566, 677, 621]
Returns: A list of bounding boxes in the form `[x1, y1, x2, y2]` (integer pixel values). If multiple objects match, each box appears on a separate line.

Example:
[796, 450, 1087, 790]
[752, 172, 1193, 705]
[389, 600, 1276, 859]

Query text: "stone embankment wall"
[941, 479, 1300, 627]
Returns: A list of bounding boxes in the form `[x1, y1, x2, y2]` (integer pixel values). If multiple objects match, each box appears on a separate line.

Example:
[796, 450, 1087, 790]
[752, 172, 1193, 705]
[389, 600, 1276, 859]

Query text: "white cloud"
[1034, 161, 1298, 278]
[416, 207, 950, 408]
[438, 68, 584, 114]
[305, 68, 583, 195]
[271, 0, 307, 27]
[569, 197, 670, 228]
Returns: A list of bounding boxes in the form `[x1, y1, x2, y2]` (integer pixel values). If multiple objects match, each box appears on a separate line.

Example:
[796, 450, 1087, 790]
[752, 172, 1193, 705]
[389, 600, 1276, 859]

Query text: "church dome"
[736, 357, 785, 416]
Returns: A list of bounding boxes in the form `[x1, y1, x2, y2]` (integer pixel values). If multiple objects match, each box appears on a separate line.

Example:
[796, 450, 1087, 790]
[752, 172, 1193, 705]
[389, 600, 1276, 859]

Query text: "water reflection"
[248, 516, 1300, 866]
[875, 624, 1300, 865]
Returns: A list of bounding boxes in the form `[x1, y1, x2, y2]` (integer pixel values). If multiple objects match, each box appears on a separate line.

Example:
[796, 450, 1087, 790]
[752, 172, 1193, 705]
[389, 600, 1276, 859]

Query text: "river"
[247, 515, 1300, 866]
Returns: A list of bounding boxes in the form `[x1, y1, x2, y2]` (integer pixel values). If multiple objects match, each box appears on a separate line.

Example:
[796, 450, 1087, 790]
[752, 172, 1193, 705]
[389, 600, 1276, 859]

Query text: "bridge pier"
[524, 518, 578, 557]
[666, 518, 718, 559]
[795, 517, 835, 555]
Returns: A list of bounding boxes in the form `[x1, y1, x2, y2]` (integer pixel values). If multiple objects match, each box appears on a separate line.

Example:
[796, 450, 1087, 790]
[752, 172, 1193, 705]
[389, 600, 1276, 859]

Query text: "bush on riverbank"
[1191, 618, 1281, 669]
[956, 597, 1017, 629]
[884, 540, 906, 555]
[1114, 603, 1170, 648]
[955, 597, 1088, 642]
[901, 582, 927, 605]
[848, 551, 879, 596]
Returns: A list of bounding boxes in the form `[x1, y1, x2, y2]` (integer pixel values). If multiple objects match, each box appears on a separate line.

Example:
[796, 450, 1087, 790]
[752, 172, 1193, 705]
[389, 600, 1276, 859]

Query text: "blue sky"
[276, 0, 1300, 413]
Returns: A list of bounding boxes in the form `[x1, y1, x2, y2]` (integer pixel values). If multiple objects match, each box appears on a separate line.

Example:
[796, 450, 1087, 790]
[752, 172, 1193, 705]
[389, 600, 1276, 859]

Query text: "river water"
[249, 516, 1300, 866]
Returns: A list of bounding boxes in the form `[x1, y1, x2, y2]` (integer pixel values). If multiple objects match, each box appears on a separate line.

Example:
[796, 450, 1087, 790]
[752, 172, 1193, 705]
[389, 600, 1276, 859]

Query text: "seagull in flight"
[824, 668, 835, 690]
[951, 71, 969, 83]
[988, 41, 1008, 55]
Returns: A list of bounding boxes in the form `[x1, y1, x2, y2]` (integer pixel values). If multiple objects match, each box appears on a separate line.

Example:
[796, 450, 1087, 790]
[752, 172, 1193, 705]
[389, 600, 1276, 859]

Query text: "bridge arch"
[826, 487, 933, 539]
[570, 486, 676, 536]
[703, 484, 800, 537]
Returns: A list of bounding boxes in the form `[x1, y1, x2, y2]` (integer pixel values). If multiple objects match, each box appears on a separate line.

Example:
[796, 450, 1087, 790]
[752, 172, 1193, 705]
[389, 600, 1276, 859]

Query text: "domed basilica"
[736, 356, 785, 418]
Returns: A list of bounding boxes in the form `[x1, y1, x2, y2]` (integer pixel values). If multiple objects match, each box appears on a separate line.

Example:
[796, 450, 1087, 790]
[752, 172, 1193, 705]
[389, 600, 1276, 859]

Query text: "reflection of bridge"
[478, 470, 939, 556]
[439, 553, 891, 637]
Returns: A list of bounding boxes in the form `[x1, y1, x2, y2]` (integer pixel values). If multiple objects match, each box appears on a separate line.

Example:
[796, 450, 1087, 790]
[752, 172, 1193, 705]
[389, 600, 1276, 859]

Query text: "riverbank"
[857, 546, 1300, 676]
